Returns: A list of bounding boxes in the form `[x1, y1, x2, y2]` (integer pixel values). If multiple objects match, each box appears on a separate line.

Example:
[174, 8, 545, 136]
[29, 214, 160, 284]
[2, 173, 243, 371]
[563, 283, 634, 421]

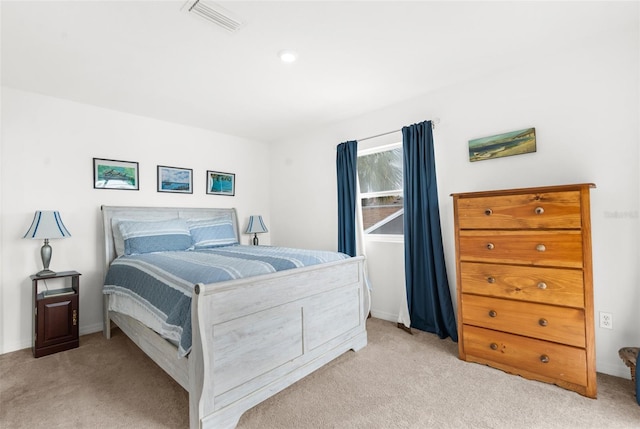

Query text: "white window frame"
[358, 142, 404, 243]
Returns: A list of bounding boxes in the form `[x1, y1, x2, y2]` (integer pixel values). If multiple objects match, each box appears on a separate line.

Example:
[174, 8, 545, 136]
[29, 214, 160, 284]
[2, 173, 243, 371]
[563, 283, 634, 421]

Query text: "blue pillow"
[118, 219, 193, 255]
[187, 217, 238, 248]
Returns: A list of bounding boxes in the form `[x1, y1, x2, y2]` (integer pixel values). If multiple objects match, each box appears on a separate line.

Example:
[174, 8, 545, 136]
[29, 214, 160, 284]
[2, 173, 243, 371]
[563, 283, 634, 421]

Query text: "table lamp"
[245, 215, 268, 245]
[23, 210, 71, 276]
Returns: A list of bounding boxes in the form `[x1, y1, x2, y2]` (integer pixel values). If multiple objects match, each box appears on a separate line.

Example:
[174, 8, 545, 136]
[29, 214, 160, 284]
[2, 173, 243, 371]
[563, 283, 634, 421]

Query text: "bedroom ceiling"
[1, 1, 636, 143]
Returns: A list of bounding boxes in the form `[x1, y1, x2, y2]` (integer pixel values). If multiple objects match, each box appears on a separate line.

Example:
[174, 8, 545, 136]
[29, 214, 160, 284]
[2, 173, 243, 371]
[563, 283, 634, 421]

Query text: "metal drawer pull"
[538, 318, 548, 327]
[537, 282, 547, 289]
[490, 343, 498, 350]
[486, 243, 495, 250]
[484, 208, 493, 216]
[540, 355, 550, 363]
[536, 244, 546, 252]
[535, 206, 545, 215]
[488, 310, 497, 318]
[487, 276, 496, 284]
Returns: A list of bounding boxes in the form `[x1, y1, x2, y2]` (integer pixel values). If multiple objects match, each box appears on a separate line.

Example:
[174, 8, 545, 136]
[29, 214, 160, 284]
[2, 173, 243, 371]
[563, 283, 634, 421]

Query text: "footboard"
[189, 256, 368, 429]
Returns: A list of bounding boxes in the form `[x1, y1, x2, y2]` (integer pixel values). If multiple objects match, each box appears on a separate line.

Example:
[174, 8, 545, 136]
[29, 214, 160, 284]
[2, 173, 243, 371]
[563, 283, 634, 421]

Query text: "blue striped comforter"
[103, 245, 349, 356]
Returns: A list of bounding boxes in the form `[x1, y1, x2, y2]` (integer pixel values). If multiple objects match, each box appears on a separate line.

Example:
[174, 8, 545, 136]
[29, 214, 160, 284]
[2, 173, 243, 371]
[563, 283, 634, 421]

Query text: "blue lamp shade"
[245, 215, 268, 245]
[23, 210, 71, 276]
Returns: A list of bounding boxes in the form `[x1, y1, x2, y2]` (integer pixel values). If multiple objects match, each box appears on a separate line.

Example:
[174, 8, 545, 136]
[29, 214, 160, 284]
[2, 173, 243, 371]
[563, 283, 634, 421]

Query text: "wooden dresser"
[452, 183, 596, 398]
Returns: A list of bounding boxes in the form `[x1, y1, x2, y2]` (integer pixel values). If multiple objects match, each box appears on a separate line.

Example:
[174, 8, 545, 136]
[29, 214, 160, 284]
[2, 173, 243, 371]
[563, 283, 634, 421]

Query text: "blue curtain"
[636, 368, 640, 405]
[403, 121, 457, 341]
[336, 141, 358, 257]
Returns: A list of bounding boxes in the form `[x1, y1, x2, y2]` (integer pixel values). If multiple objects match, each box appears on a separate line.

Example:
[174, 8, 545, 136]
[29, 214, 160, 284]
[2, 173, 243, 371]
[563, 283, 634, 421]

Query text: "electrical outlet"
[599, 312, 613, 329]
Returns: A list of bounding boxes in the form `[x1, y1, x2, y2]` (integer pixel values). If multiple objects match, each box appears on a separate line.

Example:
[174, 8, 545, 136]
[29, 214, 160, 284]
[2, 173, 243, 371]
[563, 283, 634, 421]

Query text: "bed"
[101, 206, 368, 428]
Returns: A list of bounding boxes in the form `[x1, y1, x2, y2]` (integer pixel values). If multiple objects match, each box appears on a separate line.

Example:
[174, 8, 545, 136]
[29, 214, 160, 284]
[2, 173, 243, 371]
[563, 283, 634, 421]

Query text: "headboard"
[100, 205, 240, 271]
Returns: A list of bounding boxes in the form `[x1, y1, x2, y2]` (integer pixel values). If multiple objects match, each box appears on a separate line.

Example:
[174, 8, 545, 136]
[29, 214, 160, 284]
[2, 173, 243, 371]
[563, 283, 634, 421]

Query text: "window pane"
[369, 213, 404, 234]
[357, 147, 403, 193]
[362, 196, 403, 234]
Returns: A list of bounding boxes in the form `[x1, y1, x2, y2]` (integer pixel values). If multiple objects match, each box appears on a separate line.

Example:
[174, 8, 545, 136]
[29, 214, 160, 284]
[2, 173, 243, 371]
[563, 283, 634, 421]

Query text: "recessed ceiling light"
[278, 50, 298, 63]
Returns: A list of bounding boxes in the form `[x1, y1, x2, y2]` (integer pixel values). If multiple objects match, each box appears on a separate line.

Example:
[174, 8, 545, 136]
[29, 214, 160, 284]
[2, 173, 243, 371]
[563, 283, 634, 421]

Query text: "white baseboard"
[1, 322, 106, 355]
[1, 339, 32, 355]
[80, 322, 103, 336]
[370, 309, 398, 323]
[597, 360, 633, 379]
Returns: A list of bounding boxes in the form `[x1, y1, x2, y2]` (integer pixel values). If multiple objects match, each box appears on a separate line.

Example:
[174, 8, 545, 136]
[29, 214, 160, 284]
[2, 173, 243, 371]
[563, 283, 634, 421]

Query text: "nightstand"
[31, 271, 80, 358]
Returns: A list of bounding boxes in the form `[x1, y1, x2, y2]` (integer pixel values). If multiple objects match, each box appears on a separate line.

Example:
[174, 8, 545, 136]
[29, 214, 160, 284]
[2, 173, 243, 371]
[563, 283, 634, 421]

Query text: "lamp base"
[36, 269, 57, 277]
[253, 233, 259, 246]
[39, 239, 55, 277]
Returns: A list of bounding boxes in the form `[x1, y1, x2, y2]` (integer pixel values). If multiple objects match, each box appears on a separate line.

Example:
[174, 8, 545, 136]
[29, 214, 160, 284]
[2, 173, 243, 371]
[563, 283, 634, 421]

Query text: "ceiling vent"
[183, 0, 243, 33]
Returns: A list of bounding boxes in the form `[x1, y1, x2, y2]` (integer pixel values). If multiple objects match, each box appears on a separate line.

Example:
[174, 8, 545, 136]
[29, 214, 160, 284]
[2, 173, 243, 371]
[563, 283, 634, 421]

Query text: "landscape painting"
[468, 127, 536, 162]
[157, 165, 193, 193]
[207, 170, 235, 196]
[93, 158, 139, 190]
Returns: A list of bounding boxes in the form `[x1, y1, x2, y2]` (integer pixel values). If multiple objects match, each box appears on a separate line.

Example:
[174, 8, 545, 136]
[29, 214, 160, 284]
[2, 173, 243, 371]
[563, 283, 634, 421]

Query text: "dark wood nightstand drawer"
[36, 294, 78, 349]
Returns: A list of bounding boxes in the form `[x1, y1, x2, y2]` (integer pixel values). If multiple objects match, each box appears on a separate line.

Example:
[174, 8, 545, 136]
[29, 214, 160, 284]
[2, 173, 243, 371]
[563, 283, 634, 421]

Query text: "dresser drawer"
[461, 294, 586, 347]
[456, 190, 582, 229]
[463, 325, 588, 387]
[458, 230, 583, 268]
[459, 262, 585, 308]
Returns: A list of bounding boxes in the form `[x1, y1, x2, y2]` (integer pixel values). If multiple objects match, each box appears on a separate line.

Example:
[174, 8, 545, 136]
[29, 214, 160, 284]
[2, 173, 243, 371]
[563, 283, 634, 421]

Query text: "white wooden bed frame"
[101, 206, 368, 428]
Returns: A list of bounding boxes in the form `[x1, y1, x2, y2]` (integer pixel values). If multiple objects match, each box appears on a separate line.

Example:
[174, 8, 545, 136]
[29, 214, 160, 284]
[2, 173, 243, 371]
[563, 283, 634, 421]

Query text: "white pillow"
[111, 218, 128, 258]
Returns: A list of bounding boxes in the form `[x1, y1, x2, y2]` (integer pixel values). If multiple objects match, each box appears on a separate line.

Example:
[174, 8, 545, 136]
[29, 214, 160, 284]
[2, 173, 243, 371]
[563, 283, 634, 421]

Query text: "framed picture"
[157, 165, 193, 194]
[206, 170, 235, 196]
[468, 127, 536, 162]
[93, 158, 139, 190]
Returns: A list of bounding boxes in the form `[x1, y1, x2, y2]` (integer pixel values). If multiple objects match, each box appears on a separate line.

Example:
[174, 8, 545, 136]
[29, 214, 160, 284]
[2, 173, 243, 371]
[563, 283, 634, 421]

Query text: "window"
[357, 143, 403, 236]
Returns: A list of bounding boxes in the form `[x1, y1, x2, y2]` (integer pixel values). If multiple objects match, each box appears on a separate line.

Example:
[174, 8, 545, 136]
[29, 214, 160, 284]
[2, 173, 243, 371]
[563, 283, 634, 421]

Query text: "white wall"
[0, 87, 271, 353]
[1, 6, 636, 384]
[269, 25, 639, 379]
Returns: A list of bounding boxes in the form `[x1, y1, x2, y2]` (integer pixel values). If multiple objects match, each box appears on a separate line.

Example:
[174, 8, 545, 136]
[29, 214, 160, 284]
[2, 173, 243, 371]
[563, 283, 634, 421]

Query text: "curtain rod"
[357, 117, 441, 142]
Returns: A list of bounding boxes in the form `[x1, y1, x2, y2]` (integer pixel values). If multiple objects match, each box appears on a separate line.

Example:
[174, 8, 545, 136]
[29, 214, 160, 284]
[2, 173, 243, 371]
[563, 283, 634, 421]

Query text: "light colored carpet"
[1, 318, 639, 428]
